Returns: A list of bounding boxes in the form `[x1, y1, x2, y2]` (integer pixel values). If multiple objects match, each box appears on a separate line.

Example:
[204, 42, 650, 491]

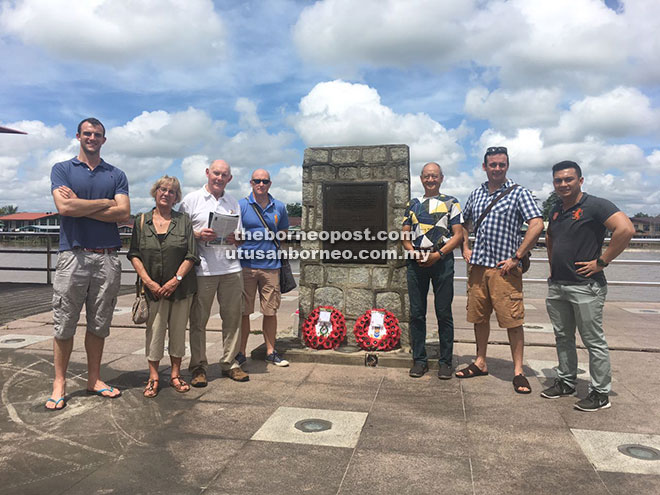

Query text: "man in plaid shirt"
[458, 147, 543, 394]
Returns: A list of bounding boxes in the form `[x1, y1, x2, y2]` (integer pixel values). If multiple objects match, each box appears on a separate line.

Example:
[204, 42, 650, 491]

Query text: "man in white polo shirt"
[180, 159, 248, 385]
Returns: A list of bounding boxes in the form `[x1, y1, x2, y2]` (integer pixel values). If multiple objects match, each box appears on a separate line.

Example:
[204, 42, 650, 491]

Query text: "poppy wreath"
[301, 306, 347, 350]
[353, 309, 401, 351]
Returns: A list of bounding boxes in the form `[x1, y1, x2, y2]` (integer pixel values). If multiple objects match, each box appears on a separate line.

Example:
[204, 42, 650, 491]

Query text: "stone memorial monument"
[299, 144, 411, 350]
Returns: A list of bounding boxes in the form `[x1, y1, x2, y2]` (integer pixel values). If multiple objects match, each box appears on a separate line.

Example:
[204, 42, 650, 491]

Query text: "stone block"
[314, 287, 344, 309]
[299, 286, 313, 315]
[372, 267, 389, 288]
[394, 181, 409, 204]
[338, 166, 358, 180]
[302, 182, 314, 204]
[362, 147, 387, 163]
[311, 165, 336, 180]
[346, 289, 373, 316]
[390, 146, 409, 161]
[326, 266, 349, 285]
[303, 264, 324, 285]
[399, 321, 411, 351]
[304, 148, 329, 164]
[391, 266, 407, 289]
[331, 148, 360, 164]
[373, 165, 396, 179]
[403, 292, 410, 319]
[300, 239, 321, 251]
[376, 291, 402, 315]
[392, 207, 407, 226]
[397, 163, 410, 180]
[358, 166, 372, 179]
[348, 267, 370, 286]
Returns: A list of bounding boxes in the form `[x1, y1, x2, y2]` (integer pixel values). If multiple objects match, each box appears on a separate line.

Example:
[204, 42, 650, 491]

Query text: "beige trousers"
[145, 295, 193, 362]
[188, 271, 243, 372]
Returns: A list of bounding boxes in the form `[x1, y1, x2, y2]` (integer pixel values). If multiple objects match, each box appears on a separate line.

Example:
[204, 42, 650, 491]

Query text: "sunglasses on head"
[251, 179, 271, 185]
[485, 146, 508, 155]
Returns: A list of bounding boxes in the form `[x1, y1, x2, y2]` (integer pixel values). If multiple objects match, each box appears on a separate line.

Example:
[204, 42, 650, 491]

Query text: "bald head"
[206, 159, 232, 199]
[421, 162, 442, 177]
[420, 162, 443, 197]
[251, 168, 270, 181]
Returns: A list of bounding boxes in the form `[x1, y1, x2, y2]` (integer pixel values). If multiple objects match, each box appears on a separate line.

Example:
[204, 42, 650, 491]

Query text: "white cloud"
[293, 0, 655, 88]
[106, 108, 224, 158]
[0, 101, 300, 212]
[544, 87, 660, 143]
[293, 80, 465, 180]
[464, 86, 562, 130]
[293, 0, 472, 69]
[0, 0, 225, 66]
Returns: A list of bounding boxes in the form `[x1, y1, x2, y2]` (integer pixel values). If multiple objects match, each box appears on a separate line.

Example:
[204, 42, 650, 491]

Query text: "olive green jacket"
[127, 209, 199, 301]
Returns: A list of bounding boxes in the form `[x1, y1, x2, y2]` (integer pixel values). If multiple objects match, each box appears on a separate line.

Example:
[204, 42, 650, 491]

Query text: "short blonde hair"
[150, 175, 182, 203]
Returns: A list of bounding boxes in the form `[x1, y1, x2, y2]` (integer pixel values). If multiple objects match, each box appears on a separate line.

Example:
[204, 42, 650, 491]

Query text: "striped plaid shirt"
[463, 179, 542, 268]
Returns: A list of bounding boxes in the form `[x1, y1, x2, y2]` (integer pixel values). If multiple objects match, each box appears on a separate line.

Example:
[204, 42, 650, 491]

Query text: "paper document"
[207, 212, 239, 246]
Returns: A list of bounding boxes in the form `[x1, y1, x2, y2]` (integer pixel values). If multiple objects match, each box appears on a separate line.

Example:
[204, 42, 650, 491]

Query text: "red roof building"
[0, 212, 59, 231]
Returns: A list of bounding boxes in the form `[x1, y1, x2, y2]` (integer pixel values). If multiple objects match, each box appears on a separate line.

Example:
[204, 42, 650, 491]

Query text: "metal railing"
[1, 232, 659, 287]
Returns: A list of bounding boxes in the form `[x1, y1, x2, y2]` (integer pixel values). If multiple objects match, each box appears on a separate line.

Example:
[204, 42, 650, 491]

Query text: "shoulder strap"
[474, 184, 518, 231]
[250, 202, 280, 250]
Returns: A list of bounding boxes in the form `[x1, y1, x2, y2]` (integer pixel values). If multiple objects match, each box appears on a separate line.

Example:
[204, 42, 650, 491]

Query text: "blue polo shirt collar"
[71, 156, 110, 170]
[247, 192, 274, 210]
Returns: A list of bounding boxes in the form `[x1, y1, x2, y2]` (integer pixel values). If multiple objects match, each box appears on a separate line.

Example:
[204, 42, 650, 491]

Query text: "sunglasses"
[485, 146, 508, 155]
[251, 179, 271, 185]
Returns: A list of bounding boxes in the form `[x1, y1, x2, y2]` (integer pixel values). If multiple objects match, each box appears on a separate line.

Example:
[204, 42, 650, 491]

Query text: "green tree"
[633, 212, 650, 218]
[542, 193, 558, 221]
[0, 205, 18, 215]
[286, 202, 302, 217]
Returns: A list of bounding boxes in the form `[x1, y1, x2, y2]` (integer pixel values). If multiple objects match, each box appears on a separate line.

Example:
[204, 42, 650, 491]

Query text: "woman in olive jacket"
[128, 176, 199, 398]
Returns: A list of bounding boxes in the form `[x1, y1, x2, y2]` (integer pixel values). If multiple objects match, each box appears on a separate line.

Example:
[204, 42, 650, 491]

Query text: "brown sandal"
[144, 378, 159, 398]
[170, 376, 190, 393]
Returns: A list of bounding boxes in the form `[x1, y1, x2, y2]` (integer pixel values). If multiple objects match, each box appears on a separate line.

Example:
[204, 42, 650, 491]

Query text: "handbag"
[131, 213, 150, 324]
[131, 280, 149, 324]
[250, 203, 297, 294]
[472, 184, 531, 274]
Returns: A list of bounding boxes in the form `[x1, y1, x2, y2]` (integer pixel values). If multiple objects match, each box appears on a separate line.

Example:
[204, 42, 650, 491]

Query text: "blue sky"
[1, 0, 658, 215]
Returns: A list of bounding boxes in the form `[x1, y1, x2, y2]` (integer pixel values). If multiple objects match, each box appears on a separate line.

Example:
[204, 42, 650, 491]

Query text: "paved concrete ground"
[1, 288, 659, 494]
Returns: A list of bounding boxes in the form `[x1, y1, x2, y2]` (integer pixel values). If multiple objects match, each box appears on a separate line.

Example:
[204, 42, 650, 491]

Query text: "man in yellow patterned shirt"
[402, 162, 463, 379]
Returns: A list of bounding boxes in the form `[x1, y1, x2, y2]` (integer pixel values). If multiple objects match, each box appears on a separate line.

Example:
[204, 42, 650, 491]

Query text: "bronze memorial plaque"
[322, 182, 388, 264]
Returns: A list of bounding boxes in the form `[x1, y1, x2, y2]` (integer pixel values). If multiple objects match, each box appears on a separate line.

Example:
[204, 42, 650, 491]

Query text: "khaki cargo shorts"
[466, 265, 524, 328]
[242, 267, 281, 317]
[52, 250, 122, 340]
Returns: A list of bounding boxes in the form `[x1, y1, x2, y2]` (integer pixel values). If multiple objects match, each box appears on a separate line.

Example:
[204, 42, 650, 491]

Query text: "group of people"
[403, 147, 634, 411]
[45, 116, 634, 414]
[46, 118, 289, 409]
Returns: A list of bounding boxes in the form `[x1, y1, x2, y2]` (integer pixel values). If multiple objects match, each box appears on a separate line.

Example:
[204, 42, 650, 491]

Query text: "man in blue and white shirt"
[458, 147, 543, 394]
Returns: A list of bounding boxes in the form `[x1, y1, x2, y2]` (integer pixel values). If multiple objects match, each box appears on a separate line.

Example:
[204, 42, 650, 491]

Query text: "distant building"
[0, 212, 59, 231]
[630, 215, 660, 238]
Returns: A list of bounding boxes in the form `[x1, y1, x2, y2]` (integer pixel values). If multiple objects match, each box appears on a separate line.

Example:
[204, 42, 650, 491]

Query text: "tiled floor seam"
[541, 378, 615, 494]
[459, 379, 477, 495]
[334, 374, 385, 495]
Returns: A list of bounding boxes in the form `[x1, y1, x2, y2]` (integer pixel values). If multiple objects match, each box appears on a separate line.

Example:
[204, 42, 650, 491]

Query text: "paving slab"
[1, 291, 660, 494]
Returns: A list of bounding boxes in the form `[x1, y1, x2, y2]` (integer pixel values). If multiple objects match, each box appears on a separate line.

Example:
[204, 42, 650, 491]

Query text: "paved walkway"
[1, 288, 659, 494]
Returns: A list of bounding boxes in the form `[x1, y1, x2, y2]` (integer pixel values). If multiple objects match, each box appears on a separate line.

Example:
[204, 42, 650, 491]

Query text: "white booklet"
[207, 211, 239, 247]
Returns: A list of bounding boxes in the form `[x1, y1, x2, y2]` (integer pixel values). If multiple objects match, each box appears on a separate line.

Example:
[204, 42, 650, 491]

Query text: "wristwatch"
[175, 274, 183, 282]
[437, 250, 446, 260]
[596, 257, 609, 268]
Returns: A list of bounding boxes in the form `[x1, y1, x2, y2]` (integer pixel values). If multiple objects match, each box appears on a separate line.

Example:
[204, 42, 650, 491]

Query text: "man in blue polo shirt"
[237, 169, 290, 367]
[46, 118, 130, 411]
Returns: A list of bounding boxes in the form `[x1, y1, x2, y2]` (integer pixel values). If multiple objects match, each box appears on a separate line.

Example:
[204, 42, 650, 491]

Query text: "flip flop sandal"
[86, 387, 122, 399]
[455, 362, 489, 379]
[144, 379, 159, 398]
[513, 374, 532, 394]
[170, 376, 190, 393]
[44, 397, 66, 411]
